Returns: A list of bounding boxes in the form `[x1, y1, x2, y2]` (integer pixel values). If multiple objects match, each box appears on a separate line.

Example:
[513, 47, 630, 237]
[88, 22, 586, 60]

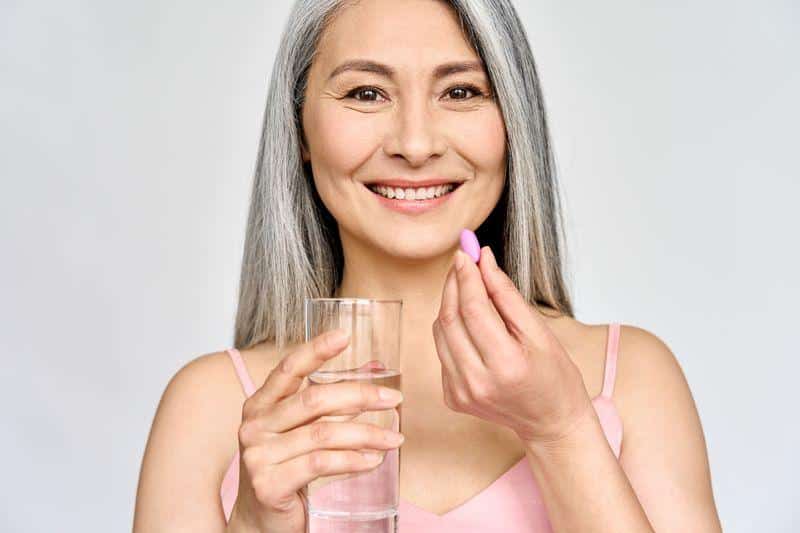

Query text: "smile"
[364, 182, 463, 215]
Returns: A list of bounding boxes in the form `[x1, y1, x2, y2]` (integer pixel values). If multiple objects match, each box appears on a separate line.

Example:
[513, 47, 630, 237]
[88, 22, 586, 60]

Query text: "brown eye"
[344, 84, 487, 104]
[446, 84, 484, 100]
[346, 86, 384, 103]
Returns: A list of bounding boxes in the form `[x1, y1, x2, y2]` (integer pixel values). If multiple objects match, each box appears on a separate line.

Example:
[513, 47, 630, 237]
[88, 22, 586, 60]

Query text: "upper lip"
[364, 177, 465, 188]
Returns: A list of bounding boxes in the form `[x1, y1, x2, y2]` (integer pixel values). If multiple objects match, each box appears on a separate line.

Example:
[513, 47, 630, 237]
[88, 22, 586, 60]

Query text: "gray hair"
[233, 0, 573, 351]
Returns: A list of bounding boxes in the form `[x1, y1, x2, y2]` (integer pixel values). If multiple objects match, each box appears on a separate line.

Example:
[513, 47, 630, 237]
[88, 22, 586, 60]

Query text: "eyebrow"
[327, 59, 486, 82]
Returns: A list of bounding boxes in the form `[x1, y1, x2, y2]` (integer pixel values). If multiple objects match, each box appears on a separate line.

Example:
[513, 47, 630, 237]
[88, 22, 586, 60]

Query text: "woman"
[134, 0, 722, 531]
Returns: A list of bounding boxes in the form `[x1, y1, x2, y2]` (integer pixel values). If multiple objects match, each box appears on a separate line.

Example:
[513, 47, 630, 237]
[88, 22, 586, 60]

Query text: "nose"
[382, 97, 447, 167]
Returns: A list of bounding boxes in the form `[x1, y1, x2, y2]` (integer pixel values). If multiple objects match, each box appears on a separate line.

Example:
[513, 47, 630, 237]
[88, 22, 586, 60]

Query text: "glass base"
[308, 510, 398, 533]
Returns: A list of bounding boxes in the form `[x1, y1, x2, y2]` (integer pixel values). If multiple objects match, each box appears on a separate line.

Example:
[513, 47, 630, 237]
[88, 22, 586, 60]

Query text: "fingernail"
[459, 229, 481, 263]
[379, 387, 403, 403]
[362, 450, 384, 463]
[454, 250, 465, 270]
[386, 431, 405, 445]
[485, 246, 497, 267]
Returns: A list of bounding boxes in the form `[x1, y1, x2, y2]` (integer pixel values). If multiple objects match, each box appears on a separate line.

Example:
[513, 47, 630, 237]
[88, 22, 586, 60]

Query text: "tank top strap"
[600, 323, 621, 399]
[226, 348, 257, 398]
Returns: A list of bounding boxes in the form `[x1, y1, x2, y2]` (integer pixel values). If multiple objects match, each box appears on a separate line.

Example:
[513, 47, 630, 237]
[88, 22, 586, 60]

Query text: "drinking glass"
[304, 298, 403, 533]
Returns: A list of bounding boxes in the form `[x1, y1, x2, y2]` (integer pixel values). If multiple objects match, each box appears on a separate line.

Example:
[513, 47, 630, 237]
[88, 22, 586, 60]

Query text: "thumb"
[479, 246, 547, 344]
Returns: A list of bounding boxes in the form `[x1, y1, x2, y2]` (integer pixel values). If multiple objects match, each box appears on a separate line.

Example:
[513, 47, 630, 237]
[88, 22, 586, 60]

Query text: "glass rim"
[305, 297, 402, 304]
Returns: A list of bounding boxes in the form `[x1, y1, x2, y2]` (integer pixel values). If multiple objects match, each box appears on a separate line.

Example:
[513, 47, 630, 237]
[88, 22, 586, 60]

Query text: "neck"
[333, 237, 453, 357]
[332, 232, 565, 382]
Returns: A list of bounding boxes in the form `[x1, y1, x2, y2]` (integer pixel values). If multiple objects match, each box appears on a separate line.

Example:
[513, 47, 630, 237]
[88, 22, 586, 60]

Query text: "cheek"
[312, 106, 377, 172]
[305, 105, 374, 221]
[307, 99, 507, 185]
[457, 107, 507, 172]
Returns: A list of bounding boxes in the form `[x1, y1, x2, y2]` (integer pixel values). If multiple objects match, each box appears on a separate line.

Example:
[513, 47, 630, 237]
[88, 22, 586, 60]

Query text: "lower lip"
[366, 184, 460, 215]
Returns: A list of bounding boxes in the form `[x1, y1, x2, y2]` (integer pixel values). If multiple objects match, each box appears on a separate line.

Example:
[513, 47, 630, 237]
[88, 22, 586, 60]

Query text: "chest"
[392, 333, 604, 516]
[397, 387, 530, 516]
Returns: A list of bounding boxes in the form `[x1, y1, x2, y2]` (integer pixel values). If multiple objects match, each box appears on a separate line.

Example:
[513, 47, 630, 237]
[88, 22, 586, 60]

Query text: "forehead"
[315, 0, 483, 77]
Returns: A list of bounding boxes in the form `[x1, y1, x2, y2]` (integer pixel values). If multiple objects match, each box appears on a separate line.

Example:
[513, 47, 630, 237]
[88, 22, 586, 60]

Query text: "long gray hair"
[233, 0, 573, 351]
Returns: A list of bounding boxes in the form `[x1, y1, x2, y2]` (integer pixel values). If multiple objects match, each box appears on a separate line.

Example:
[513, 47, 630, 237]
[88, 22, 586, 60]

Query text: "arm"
[133, 353, 240, 532]
[523, 325, 722, 532]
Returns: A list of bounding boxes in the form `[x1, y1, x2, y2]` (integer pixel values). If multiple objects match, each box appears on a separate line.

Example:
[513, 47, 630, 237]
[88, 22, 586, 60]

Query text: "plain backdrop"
[1, 1, 797, 531]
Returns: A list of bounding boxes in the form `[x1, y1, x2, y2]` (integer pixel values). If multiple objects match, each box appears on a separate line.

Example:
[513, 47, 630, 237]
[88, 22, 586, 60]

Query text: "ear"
[299, 130, 310, 163]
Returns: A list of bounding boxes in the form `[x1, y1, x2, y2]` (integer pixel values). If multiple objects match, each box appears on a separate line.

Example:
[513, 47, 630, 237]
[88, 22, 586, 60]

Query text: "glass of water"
[304, 298, 403, 533]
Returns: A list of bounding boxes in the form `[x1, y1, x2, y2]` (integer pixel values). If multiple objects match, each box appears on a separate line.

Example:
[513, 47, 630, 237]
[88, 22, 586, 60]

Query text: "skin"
[299, 0, 514, 443]
[133, 0, 722, 531]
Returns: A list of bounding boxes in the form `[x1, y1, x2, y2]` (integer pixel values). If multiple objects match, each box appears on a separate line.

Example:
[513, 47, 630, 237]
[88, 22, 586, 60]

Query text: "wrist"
[522, 399, 599, 460]
[226, 504, 262, 533]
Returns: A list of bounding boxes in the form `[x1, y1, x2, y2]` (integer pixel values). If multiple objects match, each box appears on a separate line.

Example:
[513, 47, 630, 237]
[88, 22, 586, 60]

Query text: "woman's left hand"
[432, 246, 594, 445]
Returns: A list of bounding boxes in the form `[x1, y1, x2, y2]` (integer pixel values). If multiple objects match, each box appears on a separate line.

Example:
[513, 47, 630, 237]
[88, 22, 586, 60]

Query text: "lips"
[364, 179, 461, 215]
[364, 178, 465, 188]
[364, 181, 463, 198]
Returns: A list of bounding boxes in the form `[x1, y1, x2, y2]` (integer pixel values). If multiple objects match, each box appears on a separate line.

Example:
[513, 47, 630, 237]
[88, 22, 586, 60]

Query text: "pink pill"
[459, 228, 481, 263]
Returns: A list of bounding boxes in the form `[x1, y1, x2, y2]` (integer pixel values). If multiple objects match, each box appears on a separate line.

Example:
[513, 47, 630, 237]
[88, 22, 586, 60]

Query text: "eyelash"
[344, 83, 487, 103]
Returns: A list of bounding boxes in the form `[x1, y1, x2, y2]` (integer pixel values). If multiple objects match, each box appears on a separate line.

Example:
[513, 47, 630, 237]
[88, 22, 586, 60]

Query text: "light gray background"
[1, 1, 796, 531]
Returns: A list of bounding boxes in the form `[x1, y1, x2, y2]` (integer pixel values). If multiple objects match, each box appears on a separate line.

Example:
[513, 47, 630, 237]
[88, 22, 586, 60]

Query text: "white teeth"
[369, 183, 456, 200]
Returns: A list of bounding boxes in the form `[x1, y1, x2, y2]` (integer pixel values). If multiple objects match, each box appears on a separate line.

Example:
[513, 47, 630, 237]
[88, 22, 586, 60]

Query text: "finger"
[259, 420, 403, 465]
[479, 246, 549, 344]
[252, 329, 351, 409]
[440, 366, 459, 409]
[453, 249, 517, 365]
[432, 313, 463, 389]
[437, 262, 486, 378]
[260, 448, 387, 500]
[243, 380, 403, 437]
[326, 360, 386, 422]
[433, 268, 464, 385]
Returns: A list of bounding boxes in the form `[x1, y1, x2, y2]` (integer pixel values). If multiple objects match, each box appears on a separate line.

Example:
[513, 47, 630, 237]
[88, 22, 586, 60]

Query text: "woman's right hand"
[227, 329, 405, 533]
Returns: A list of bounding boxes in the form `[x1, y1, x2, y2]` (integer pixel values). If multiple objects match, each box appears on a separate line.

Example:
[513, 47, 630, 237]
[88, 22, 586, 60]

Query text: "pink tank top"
[220, 323, 624, 531]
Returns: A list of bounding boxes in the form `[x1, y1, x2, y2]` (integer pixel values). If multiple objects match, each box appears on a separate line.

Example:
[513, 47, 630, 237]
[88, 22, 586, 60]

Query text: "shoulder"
[148, 342, 285, 473]
[568, 320, 686, 394]
[611, 325, 721, 528]
[148, 349, 251, 461]
[614, 324, 689, 404]
[167, 341, 284, 398]
[160, 342, 285, 426]
[565, 322, 692, 417]
[135, 348, 254, 527]
[546, 317, 688, 402]
[161, 349, 248, 420]
[611, 323, 709, 465]
[541, 316, 622, 397]
[134, 340, 337, 526]
[560, 319, 701, 433]
[549, 323, 721, 528]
